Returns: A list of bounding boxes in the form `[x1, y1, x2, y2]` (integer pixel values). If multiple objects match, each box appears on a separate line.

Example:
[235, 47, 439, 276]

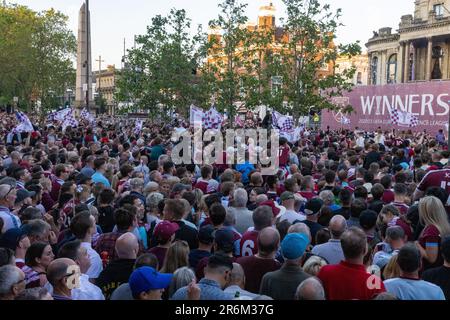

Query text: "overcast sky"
[11, 0, 414, 69]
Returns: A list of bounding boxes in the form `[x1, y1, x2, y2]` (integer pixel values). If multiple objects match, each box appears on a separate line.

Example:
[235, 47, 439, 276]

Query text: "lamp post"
[85, 0, 90, 112]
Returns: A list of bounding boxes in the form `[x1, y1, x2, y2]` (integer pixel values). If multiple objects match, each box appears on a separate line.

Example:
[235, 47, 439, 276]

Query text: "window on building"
[432, 46, 443, 79]
[386, 54, 397, 84]
[434, 4, 444, 17]
[271, 76, 282, 96]
[356, 72, 362, 85]
[371, 56, 378, 85]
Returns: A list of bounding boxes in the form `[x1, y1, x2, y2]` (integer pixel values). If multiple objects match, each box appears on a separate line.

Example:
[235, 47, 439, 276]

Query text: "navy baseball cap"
[0, 225, 31, 250]
[214, 228, 234, 252]
[129, 267, 172, 297]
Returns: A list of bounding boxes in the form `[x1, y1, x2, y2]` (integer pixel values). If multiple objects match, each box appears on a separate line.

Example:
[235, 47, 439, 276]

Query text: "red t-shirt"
[317, 261, 386, 300]
[194, 180, 209, 194]
[298, 191, 316, 200]
[419, 224, 443, 270]
[239, 230, 259, 257]
[279, 145, 290, 167]
[236, 256, 281, 293]
[417, 169, 450, 212]
[390, 201, 410, 216]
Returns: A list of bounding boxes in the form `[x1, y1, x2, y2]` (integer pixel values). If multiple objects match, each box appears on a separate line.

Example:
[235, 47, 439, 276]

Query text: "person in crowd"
[236, 227, 281, 293]
[227, 188, 253, 235]
[224, 263, 258, 299]
[317, 227, 386, 300]
[54, 240, 104, 300]
[172, 254, 234, 300]
[0, 265, 26, 300]
[260, 233, 310, 300]
[240, 206, 274, 257]
[416, 196, 450, 270]
[148, 220, 179, 268]
[46, 258, 78, 300]
[311, 215, 346, 264]
[110, 253, 159, 300]
[70, 211, 103, 280]
[384, 244, 445, 300]
[422, 236, 450, 299]
[95, 232, 139, 299]
[294, 277, 326, 300]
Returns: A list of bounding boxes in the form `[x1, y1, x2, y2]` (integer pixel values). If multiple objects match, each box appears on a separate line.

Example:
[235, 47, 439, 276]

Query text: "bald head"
[229, 263, 245, 287]
[288, 223, 311, 242]
[329, 215, 347, 239]
[47, 258, 77, 287]
[115, 232, 139, 259]
[295, 277, 325, 300]
[257, 227, 280, 257]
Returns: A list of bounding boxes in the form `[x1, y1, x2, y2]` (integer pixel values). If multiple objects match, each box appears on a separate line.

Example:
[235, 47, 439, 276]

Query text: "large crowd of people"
[0, 109, 449, 301]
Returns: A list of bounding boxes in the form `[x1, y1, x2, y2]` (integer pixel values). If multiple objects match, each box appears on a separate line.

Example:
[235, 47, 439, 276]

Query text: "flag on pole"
[202, 107, 223, 130]
[62, 109, 78, 131]
[389, 108, 419, 128]
[134, 120, 143, 135]
[53, 108, 72, 122]
[13, 111, 34, 133]
[80, 108, 96, 126]
[190, 105, 204, 126]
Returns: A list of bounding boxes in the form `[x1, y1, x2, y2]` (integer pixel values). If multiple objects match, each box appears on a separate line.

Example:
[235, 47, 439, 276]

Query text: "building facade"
[93, 65, 119, 115]
[335, 53, 369, 86]
[207, 1, 334, 97]
[367, 0, 450, 85]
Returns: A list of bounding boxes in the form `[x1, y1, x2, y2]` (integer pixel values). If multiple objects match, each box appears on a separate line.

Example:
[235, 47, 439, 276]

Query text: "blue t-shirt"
[384, 278, 445, 300]
[92, 172, 111, 188]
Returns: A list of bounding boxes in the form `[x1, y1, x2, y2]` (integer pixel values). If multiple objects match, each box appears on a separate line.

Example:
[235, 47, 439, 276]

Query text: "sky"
[9, 0, 415, 70]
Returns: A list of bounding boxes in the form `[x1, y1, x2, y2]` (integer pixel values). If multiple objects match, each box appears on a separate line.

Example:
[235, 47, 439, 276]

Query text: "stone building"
[335, 53, 369, 86]
[93, 65, 119, 115]
[366, 0, 450, 85]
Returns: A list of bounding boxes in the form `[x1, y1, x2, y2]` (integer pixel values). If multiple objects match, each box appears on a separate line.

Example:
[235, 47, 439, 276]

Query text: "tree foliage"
[0, 4, 76, 112]
[115, 9, 213, 119]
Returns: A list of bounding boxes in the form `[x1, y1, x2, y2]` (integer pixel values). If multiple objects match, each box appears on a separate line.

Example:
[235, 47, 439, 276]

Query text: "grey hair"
[288, 223, 311, 242]
[233, 188, 248, 208]
[168, 267, 196, 298]
[0, 265, 22, 298]
[158, 155, 170, 167]
[224, 209, 236, 227]
[303, 256, 328, 276]
[129, 178, 144, 190]
[319, 190, 334, 206]
[295, 277, 325, 300]
[27, 219, 51, 238]
[146, 192, 164, 210]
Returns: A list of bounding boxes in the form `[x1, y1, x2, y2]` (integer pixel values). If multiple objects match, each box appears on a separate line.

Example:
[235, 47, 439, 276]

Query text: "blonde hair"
[160, 240, 190, 274]
[303, 256, 327, 276]
[419, 196, 450, 237]
[383, 254, 400, 280]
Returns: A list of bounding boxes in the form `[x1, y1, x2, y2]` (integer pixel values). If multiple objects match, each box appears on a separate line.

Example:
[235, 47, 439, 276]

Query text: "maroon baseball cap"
[260, 200, 280, 217]
[154, 221, 179, 241]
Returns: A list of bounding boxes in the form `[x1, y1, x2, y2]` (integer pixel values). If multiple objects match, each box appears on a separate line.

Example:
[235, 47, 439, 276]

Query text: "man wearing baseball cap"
[278, 192, 305, 224]
[260, 233, 311, 300]
[129, 266, 173, 300]
[300, 198, 324, 245]
[148, 221, 179, 268]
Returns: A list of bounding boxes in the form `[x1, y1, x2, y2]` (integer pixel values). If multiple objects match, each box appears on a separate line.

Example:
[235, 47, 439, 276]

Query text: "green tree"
[280, 0, 361, 119]
[115, 9, 212, 119]
[208, 0, 250, 121]
[0, 4, 76, 112]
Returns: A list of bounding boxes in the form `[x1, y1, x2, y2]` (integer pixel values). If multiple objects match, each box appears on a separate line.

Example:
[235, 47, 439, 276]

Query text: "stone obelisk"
[75, 0, 93, 112]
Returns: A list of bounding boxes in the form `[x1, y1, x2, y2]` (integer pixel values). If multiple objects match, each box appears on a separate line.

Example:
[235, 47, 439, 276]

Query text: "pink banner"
[321, 81, 450, 134]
